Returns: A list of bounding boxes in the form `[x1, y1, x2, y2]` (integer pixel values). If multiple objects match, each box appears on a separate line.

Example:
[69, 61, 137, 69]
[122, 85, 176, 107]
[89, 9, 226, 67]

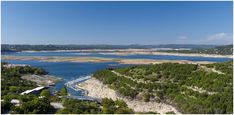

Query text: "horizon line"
[1, 43, 232, 46]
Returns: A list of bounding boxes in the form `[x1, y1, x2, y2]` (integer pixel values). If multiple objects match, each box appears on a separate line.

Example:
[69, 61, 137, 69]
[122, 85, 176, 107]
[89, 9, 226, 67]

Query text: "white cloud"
[178, 36, 188, 40]
[207, 33, 232, 40]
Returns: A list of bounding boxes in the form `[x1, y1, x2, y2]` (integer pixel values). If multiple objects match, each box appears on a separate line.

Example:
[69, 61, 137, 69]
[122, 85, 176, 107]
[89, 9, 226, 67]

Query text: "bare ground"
[78, 77, 180, 114]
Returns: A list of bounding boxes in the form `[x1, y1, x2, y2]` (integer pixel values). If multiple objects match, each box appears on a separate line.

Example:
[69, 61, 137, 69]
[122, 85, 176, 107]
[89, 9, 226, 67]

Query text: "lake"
[3, 51, 232, 62]
[2, 51, 232, 96]
[3, 59, 128, 96]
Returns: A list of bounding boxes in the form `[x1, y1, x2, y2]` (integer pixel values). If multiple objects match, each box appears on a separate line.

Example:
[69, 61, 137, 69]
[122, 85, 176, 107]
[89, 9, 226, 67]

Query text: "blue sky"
[2, 1, 233, 45]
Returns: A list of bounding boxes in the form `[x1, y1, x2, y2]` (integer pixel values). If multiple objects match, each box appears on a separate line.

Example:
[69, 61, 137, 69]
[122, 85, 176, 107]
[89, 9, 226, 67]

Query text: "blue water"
[2, 52, 232, 96]
[3, 51, 232, 62]
[3, 59, 128, 96]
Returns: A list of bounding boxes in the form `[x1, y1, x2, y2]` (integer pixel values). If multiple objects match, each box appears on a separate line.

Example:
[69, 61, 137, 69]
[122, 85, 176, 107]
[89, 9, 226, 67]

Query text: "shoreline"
[100, 51, 233, 58]
[77, 77, 180, 114]
[1, 55, 216, 65]
[18, 49, 233, 58]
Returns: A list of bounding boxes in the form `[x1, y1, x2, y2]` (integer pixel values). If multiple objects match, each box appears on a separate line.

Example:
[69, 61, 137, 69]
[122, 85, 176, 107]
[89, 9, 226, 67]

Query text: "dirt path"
[200, 66, 224, 74]
[185, 86, 217, 95]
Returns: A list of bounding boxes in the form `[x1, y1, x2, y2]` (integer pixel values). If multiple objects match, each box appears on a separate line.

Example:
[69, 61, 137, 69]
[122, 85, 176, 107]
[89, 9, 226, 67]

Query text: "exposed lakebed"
[2, 51, 232, 96]
[4, 51, 232, 62]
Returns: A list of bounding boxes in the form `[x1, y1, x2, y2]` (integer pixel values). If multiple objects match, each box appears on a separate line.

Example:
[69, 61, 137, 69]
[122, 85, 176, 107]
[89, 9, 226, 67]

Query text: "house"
[10, 99, 21, 106]
[3, 64, 30, 68]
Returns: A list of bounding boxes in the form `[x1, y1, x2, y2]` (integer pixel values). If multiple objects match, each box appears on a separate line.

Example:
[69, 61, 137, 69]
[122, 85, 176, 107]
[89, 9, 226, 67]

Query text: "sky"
[1, 1, 233, 45]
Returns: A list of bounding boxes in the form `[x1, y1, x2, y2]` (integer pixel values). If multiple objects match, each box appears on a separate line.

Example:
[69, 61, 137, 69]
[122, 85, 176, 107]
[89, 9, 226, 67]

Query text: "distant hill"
[156, 44, 216, 49]
[1, 44, 217, 52]
[1, 44, 232, 55]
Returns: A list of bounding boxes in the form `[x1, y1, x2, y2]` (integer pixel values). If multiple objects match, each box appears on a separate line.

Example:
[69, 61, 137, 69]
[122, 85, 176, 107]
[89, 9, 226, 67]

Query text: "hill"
[93, 61, 233, 114]
[1, 44, 216, 52]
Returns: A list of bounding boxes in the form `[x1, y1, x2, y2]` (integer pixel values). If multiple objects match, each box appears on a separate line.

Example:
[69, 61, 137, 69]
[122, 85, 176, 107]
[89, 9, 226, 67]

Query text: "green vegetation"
[57, 98, 133, 114]
[94, 70, 139, 98]
[143, 92, 151, 102]
[56, 98, 100, 114]
[2, 60, 232, 114]
[101, 98, 133, 114]
[1, 94, 54, 114]
[138, 111, 159, 114]
[1, 62, 134, 114]
[1, 63, 48, 97]
[11, 97, 55, 114]
[93, 61, 233, 114]
[1, 63, 47, 97]
[1, 44, 157, 51]
[40, 90, 51, 97]
[166, 111, 176, 114]
[1, 63, 54, 113]
[59, 86, 68, 96]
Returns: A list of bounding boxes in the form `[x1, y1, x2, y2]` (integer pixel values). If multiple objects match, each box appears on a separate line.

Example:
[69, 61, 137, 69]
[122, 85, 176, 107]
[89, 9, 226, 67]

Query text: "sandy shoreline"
[20, 49, 233, 58]
[77, 77, 180, 114]
[1, 55, 215, 65]
[100, 51, 233, 58]
[1, 56, 115, 63]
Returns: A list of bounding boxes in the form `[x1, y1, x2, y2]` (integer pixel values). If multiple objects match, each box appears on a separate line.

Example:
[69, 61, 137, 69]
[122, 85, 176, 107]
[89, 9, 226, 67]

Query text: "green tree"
[101, 98, 116, 114]
[12, 98, 54, 114]
[115, 99, 127, 108]
[60, 86, 67, 96]
[115, 107, 134, 114]
[40, 89, 50, 97]
[143, 92, 150, 102]
[1, 99, 13, 113]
